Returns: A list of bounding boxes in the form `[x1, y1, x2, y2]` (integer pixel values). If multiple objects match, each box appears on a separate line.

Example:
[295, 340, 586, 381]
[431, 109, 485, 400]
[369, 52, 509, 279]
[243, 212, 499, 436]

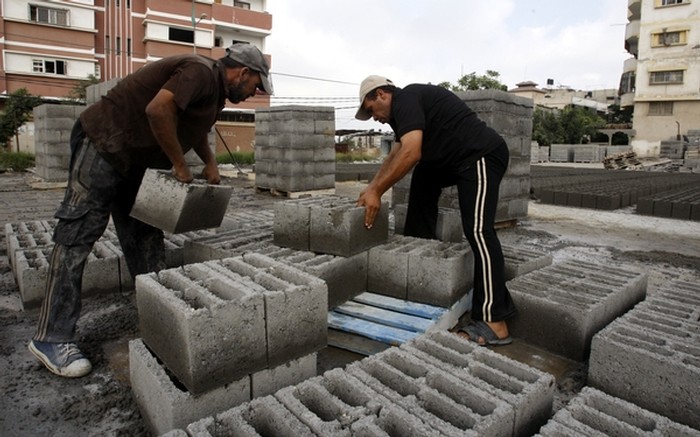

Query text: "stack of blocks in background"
[392, 89, 533, 227]
[33, 105, 85, 182]
[254, 105, 336, 193]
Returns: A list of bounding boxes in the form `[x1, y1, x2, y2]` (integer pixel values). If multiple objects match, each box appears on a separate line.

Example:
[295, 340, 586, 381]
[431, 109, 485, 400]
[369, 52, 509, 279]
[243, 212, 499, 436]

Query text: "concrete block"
[82, 240, 125, 294]
[588, 280, 700, 429]
[346, 346, 515, 437]
[185, 395, 315, 436]
[128, 339, 250, 436]
[251, 352, 317, 399]
[349, 405, 441, 436]
[258, 243, 368, 308]
[272, 197, 326, 251]
[401, 330, 555, 437]
[135, 262, 268, 394]
[502, 244, 553, 280]
[406, 241, 474, 307]
[367, 236, 437, 299]
[536, 387, 700, 436]
[130, 169, 233, 234]
[507, 259, 648, 360]
[232, 253, 328, 367]
[15, 247, 52, 309]
[309, 197, 389, 257]
[183, 225, 273, 264]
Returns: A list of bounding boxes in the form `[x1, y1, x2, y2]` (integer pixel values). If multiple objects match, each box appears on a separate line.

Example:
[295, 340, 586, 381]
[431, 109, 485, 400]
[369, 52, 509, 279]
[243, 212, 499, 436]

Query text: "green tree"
[0, 88, 43, 152]
[532, 108, 561, 147]
[439, 70, 508, 92]
[68, 74, 101, 102]
[532, 106, 607, 146]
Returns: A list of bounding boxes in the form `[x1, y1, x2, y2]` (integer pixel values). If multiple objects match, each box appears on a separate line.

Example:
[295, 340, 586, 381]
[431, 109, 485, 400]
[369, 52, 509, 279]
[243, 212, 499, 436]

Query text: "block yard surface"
[1, 166, 700, 436]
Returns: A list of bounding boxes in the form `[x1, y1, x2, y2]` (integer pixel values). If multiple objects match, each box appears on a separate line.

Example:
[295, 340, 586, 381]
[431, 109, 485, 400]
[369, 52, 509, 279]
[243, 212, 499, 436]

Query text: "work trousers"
[404, 142, 517, 322]
[34, 121, 166, 343]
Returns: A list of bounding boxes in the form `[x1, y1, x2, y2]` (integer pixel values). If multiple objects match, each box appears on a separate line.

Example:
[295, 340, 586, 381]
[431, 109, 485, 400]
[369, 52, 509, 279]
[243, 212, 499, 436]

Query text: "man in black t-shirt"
[29, 43, 273, 378]
[355, 75, 516, 346]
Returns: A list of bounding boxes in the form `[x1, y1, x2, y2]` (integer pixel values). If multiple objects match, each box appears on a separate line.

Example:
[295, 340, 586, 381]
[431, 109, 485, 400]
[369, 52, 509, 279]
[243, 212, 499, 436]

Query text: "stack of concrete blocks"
[605, 145, 633, 157]
[660, 140, 686, 160]
[254, 105, 336, 194]
[549, 144, 574, 163]
[367, 235, 473, 308]
[4, 220, 133, 309]
[507, 259, 648, 361]
[535, 387, 700, 436]
[538, 145, 550, 163]
[588, 279, 700, 430]
[33, 104, 85, 182]
[391, 90, 533, 227]
[530, 141, 540, 163]
[393, 204, 464, 242]
[573, 144, 605, 163]
[166, 330, 555, 436]
[130, 253, 328, 434]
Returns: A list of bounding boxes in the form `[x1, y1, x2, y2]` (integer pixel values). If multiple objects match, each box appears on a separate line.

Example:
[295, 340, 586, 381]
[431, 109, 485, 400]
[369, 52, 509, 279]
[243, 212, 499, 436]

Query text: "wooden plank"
[327, 329, 390, 356]
[327, 312, 420, 346]
[334, 301, 433, 333]
[353, 292, 447, 320]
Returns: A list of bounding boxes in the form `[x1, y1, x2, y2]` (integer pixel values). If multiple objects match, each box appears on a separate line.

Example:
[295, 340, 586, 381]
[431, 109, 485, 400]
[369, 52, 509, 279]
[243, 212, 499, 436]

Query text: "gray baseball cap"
[226, 43, 274, 95]
[355, 75, 394, 120]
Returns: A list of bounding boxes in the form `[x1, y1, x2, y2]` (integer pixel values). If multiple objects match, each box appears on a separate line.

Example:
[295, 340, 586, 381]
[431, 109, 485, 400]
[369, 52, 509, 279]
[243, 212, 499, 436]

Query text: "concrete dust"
[1, 173, 700, 435]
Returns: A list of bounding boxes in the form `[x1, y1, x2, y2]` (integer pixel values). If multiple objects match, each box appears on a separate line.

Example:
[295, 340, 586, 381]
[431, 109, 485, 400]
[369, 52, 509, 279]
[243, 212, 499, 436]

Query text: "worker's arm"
[357, 129, 422, 228]
[192, 135, 221, 184]
[145, 89, 192, 183]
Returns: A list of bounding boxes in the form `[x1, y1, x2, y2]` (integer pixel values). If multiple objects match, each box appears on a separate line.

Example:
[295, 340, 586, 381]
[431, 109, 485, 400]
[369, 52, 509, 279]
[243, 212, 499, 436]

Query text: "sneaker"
[28, 340, 92, 378]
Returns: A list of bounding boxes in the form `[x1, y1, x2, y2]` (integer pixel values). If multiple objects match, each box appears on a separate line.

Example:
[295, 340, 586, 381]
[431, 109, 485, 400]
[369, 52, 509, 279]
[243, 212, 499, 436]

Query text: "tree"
[0, 88, 43, 152]
[532, 108, 561, 147]
[532, 106, 607, 146]
[439, 70, 508, 92]
[68, 74, 101, 102]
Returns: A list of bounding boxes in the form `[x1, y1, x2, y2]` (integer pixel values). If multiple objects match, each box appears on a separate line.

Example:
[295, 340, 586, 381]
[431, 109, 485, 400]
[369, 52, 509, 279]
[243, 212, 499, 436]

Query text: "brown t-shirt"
[79, 54, 227, 176]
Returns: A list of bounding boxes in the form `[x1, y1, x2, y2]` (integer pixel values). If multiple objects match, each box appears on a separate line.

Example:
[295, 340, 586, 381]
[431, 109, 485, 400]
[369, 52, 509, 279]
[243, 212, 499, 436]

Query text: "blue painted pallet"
[328, 292, 451, 356]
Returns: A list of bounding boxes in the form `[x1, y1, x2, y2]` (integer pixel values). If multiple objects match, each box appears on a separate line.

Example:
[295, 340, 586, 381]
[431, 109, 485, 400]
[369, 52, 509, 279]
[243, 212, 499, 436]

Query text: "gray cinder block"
[135, 262, 268, 394]
[251, 352, 317, 399]
[183, 225, 273, 264]
[367, 236, 436, 299]
[128, 339, 250, 436]
[186, 395, 316, 437]
[536, 387, 700, 436]
[507, 259, 648, 360]
[502, 245, 553, 280]
[130, 169, 233, 234]
[309, 196, 389, 257]
[401, 330, 555, 437]
[273, 196, 341, 251]
[588, 280, 700, 430]
[407, 241, 473, 307]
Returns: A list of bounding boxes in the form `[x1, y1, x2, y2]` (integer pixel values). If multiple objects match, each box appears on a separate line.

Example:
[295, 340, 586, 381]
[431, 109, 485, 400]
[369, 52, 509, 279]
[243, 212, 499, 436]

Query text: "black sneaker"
[28, 340, 92, 378]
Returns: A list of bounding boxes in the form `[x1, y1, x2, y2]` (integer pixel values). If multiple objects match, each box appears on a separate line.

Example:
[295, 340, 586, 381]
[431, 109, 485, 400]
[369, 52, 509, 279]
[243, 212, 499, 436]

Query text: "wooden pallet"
[327, 290, 472, 356]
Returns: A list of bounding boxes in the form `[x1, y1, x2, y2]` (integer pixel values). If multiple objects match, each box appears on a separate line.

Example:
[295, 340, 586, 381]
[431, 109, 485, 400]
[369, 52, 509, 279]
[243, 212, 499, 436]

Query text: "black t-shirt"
[389, 84, 504, 166]
[79, 54, 227, 176]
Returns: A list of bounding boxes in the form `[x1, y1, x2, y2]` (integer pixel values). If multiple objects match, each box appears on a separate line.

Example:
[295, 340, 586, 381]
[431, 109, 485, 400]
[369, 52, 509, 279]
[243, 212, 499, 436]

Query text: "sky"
[263, 0, 631, 131]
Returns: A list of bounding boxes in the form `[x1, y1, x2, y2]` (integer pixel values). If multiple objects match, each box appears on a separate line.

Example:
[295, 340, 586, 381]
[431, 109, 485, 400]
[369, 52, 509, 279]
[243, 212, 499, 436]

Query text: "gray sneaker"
[28, 340, 92, 378]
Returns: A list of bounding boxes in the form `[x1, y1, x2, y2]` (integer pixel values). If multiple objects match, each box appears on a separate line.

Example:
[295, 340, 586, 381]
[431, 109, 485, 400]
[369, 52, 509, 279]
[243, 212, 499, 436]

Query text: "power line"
[272, 72, 357, 86]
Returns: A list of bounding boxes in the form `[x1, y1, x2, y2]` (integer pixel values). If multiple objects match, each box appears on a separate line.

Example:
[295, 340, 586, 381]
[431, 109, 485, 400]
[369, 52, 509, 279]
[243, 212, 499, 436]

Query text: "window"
[32, 59, 67, 75]
[127, 38, 132, 56]
[29, 5, 69, 26]
[661, 0, 684, 5]
[169, 27, 194, 44]
[648, 101, 673, 116]
[619, 72, 636, 94]
[649, 70, 684, 85]
[652, 29, 688, 47]
[234, 1, 251, 9]
[116, 37, 121, 55]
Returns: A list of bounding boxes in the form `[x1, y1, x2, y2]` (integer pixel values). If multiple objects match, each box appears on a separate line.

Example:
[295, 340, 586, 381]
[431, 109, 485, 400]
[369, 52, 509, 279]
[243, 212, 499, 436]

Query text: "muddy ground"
[1, 171, 699, 436]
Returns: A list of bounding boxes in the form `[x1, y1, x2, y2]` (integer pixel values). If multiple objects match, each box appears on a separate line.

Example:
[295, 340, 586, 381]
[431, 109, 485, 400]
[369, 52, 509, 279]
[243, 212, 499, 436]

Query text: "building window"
[656, 0, 686, 6]
[234, 1, 251, 9]
[169, 27, 194, 44]
[619, 71, 636, 94]
[648, 102, 674, 116]
[116, 37, 121, 55]
[214, 36, 223, 47]
[29, 5, 69, 26]
[32, 59, 67, 75]
[649, 70, 684, 85]
[127, 38, 132, 56]
[652, 29, 688, 47]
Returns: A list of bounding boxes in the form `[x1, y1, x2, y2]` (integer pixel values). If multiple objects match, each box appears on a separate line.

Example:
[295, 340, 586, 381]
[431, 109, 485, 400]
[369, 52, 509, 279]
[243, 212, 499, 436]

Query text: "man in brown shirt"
[29, 43, 273, 378]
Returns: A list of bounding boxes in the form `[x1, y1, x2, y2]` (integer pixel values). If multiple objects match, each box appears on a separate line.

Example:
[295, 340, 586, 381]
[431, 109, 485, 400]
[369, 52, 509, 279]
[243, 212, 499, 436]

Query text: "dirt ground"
[1, 171, 699, 436]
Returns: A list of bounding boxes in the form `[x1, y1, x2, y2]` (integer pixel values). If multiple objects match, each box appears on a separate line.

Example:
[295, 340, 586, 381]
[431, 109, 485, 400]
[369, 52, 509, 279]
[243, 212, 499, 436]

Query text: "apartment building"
[620, 0, 700, 157]
[0, 0, 272, 153]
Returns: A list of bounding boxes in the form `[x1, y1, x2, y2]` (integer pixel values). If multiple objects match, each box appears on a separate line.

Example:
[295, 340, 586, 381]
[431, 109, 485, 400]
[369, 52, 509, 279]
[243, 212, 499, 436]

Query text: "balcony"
[623, 57, 637, 74]
[628, 0, 641, 21]
[625, 20, 640, 56]
[212, 3, 272, 34]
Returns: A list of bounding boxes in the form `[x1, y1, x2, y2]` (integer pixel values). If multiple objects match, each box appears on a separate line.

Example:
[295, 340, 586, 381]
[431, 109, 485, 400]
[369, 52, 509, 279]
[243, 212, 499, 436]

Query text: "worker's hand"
[202, 161, 221, 185]
[172, 163, 194, 183]
[357, 187, 381, 229]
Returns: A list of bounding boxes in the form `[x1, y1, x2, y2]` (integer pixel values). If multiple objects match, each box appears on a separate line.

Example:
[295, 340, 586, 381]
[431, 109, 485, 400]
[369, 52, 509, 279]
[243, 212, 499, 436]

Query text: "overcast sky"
[264, 0, 630, 131]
